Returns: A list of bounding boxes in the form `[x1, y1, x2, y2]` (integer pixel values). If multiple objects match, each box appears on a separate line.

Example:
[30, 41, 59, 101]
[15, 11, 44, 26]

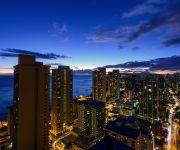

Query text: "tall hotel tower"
[13, 55, 50, 150]
[92, 68, 106, 102]
[77, 100, 105, 139]
[51, 66, 73, 138]
[138, 75, 160, 123]
[107, 70, 120, 99]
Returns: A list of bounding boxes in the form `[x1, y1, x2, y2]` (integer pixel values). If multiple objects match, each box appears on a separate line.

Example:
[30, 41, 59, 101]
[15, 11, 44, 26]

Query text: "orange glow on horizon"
[0, 68, 179, 75]
[0, 69, 13, 74]
[152, 70, 180, 75]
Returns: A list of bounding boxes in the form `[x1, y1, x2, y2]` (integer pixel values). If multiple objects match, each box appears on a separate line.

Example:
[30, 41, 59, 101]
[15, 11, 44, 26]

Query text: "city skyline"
[0, 1, 180, 150]
[0, 0, 180, 74]
[0, 54, 179, 150]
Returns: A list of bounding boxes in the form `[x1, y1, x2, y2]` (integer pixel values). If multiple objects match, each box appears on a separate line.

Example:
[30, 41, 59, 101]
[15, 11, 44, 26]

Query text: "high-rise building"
[174, 73, 180, 92]
[7, 106, 13, 142]
[77, 100, 105, 139]
[107, 70, 120, 99]
[138, 75, 160, 123]
[13, 55, 50, 150]
[121, 74, 168, 123]
[123, 74, 142, 100]
[51, 66, 73, 138]
[92, 68, 106, 102]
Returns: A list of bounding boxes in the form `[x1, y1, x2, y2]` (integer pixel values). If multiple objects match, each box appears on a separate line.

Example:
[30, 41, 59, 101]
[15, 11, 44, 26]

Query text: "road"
[52, 132, 71, 150]
[166, 90, 179, 150]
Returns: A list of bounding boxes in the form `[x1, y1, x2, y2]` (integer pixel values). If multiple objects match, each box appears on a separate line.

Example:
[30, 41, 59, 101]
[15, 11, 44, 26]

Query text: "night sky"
[0, 0, 180, 72]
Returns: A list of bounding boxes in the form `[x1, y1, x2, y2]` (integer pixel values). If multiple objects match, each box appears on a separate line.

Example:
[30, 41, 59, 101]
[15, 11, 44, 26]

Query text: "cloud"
[88, 1, 180, 48]
[122, 0, 168, 19]
[52, 22, 68, 34]
[147, 0, 167, 4]
[46, 63, 63, 66]
[0, 48, 70, 59]
[132, 47, 141, 51]
[118, 45, 125, 49]
[128, 3, 180, 41]
[128, 15, 168, 41]
[163, 37, 180, 47]
[87, 25, 139, 44]
[103, 55, 180, 71]
[51, 21, 69, 42]
[87, 28, 123, 43]
[122, 3, 160, 18]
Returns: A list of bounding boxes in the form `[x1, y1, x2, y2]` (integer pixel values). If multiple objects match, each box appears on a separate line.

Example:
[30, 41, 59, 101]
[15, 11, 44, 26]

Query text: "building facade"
[51, 66, 73, 138]
[105, 117, 154, 150]
[13, 55, 50, 150]
[92, 68, 106, 102]
[107, 70, 120, 100]
[138, 76, 160, 123]
[77, 100, 105, 139]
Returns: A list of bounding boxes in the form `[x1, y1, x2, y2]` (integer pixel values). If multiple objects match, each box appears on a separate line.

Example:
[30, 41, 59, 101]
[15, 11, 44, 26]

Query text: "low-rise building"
[118, 100, 138, 117]
[105, 116, 154, 150]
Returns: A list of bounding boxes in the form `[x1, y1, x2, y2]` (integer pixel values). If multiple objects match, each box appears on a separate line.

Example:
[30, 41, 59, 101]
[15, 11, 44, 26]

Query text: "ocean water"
[0, 74, 92, 120]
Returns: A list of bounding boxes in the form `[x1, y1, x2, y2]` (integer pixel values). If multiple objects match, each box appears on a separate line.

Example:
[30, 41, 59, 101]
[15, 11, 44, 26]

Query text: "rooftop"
[106, 116, 152, 139]
[78, 100, 105, 107]
[88, 136, 135, 150]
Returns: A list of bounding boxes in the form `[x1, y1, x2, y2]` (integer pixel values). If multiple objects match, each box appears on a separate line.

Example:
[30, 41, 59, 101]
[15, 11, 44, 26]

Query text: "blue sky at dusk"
[0, 0, 180, 71]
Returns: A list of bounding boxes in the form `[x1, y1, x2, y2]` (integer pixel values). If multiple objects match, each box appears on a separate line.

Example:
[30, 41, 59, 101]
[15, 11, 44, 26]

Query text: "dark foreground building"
[13, 55, 50, 150]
